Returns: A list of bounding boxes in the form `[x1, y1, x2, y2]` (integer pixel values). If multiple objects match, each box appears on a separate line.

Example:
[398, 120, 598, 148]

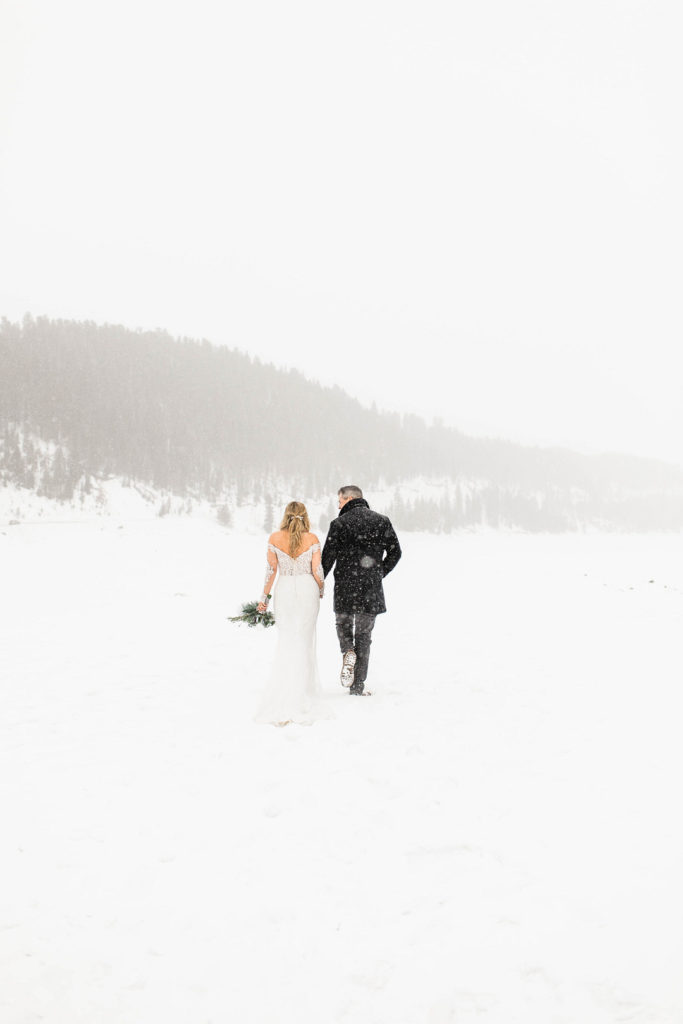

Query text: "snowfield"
[1, 518, 682, 1023]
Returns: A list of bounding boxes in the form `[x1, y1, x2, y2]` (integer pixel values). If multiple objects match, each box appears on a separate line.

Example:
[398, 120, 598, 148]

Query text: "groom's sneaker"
[340, 650, 357, 687]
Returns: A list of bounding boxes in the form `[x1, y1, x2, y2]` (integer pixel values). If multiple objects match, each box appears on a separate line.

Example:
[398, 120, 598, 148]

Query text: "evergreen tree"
[263, 494, 275, 533]
[217, 504, 233, 527]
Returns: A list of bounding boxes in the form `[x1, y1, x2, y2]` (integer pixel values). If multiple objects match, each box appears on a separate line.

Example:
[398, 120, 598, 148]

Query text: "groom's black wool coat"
[321, 498, 402, 615]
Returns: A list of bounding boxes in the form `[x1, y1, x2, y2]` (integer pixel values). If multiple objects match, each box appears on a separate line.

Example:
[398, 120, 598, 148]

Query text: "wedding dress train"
[254, 544, 333, 726]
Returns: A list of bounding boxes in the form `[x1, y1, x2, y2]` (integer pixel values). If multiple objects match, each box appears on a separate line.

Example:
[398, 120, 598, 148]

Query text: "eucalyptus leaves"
[228, 597, 275, 628]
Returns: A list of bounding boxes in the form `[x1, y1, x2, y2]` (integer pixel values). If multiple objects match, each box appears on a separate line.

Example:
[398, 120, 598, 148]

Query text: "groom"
[322, 486, 402, 695]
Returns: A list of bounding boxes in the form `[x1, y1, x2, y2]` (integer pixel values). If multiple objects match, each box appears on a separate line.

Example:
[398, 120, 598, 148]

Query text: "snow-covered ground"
[1, 518, 682, 1023]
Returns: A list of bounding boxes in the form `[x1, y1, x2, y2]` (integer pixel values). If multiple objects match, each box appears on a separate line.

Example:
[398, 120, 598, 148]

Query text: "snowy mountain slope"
[4, 314, 683, 531]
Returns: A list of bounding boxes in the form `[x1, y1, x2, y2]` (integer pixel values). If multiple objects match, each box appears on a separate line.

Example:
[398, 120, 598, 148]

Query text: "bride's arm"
[311, 538, 324, 598]
[257, 543, 278, 612]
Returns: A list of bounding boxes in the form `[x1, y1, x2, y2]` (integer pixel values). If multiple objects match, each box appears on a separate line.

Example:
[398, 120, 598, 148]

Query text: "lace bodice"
[268, 542, 322, 578]
[261, 542, 324, 603]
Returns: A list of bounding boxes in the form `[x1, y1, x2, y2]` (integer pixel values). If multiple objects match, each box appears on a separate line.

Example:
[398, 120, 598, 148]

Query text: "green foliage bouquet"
[228, 597, 275, 628]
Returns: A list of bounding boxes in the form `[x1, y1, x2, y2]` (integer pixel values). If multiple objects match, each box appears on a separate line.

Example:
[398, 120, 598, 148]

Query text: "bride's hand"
[257, 601, 267, 613]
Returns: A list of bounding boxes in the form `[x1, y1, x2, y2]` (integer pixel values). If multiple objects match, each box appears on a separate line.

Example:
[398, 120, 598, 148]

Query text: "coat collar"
[339, 497, 369, 516]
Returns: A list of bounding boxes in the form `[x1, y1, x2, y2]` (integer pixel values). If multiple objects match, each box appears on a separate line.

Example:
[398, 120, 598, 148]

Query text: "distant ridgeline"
[2, 314, 682, 531]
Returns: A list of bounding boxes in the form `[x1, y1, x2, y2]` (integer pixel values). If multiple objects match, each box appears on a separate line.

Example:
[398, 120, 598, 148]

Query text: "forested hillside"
[2, 314, 682, 531]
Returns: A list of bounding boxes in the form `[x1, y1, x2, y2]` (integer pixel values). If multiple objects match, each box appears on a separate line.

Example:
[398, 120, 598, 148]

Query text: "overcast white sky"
[1, 0, 681, 464]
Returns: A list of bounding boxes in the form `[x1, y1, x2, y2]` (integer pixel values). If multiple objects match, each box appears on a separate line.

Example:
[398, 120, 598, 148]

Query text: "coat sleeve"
[381, 519, 402, 577]
[321, 519, 339, 578]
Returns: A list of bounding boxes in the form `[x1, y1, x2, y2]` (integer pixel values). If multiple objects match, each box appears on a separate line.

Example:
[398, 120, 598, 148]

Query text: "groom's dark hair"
[338, 485, 363, 499]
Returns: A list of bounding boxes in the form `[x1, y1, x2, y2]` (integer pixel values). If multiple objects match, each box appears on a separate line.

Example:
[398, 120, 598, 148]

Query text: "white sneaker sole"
[340, 650, 357, 687]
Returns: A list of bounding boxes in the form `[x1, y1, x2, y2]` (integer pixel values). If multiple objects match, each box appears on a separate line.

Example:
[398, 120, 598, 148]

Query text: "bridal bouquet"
[228, 597, 275, 628]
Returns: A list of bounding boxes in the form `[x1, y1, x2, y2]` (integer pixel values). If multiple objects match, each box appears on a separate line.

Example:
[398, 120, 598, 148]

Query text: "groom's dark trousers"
[335, 612, 376, 694]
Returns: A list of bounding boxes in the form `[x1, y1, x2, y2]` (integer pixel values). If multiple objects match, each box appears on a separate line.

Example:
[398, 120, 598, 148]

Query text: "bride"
[253, 501, 332, 726]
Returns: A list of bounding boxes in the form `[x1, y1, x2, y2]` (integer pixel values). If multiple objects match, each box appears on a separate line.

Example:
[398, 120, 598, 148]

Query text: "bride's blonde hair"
[280, 501, 310, 555]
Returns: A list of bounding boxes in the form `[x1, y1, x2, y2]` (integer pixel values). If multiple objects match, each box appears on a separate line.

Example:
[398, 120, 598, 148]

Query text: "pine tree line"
[2, 313, 683, 531]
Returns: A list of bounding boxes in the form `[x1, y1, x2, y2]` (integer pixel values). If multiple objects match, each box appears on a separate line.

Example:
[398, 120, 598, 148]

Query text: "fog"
[1, 0, 681, 464]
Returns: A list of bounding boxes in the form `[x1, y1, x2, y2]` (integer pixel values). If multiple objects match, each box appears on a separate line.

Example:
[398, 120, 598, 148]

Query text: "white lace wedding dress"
[254, 543, 333, 726]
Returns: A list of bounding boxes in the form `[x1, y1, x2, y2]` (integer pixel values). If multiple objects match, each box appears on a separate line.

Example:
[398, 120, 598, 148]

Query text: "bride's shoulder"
[306, 532, 320, 547]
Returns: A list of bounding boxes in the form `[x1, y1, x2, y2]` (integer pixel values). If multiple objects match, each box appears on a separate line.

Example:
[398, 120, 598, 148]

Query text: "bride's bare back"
[269, 529, 319, 558]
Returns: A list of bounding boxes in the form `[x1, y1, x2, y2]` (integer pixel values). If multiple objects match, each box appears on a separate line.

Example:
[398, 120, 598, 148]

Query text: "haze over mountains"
[1, 314, 682, 532]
